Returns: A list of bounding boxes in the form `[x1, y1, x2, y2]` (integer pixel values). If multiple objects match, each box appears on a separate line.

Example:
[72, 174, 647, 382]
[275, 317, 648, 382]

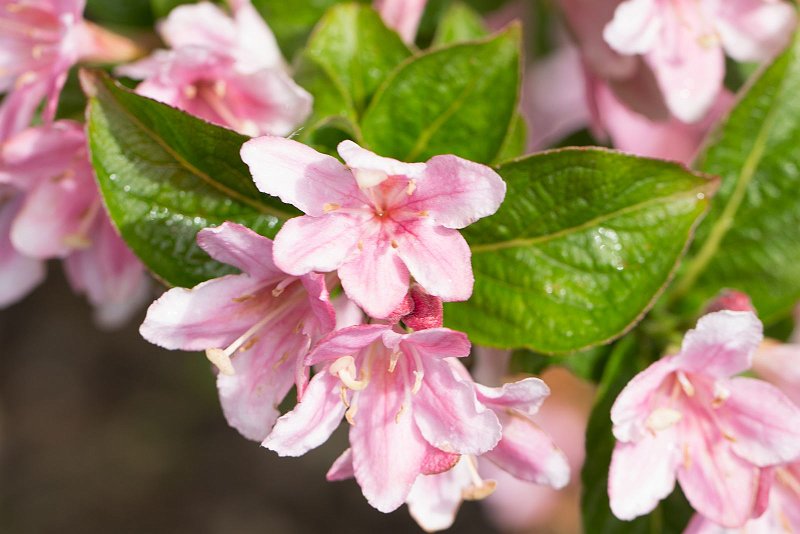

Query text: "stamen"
[777, 467, 800, 497]
[31, 45, 46, 59]
[417, 210, 428, 217]
[711, 383, 730, 408]
[232, 294, 255, 303]
[345, 400, 358, 425]
[323, 203, 340, 213]
[677, 371, 695, 397]
[183, 84, 197, 99]
[213, 80, 227, 98]
[645, 408, 682, 433]
[390, 240, 399, 249]
[272, 351, 291, 370]
[461, 456, 496, 501]
[682, 444, 691, 470]
[330, 356, 368, 391]
[394, 402, 405, 423]
[206, 348, 235, 375]
[15, 71, 37, 89]
[272, 277, 294, 297]
[411, 348, 425, 394]
[406, 180, 416, 195]
[64, 200, 102, 250]
[388, 350, 401, 373]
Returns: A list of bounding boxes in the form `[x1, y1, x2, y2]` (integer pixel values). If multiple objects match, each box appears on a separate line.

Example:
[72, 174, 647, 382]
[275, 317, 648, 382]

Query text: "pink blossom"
[403, 360, 570, 532]
[240, 138, 506, 319]
[603, 0, 797, 122]
[0, 121, 148, 325]
[118, 1, 311, 136]
[0, 188, 44, 306]
[140, 222, 336, 441]
[374, 0, 428, 44]
[263, 325, 503, 513]
[608, 311, 800, 527]
[683, 462, 800, 534]
[0, 0, 138, 139]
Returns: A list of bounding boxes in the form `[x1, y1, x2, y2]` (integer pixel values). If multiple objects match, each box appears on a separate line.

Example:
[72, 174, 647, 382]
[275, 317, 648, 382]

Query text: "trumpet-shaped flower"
[608, 311, 800, 527]
[118, 1, 311, 136]
[140, 222, 336, 441]
[263, 325, 503, 513]
[603, 0, 797, 122]
[404, 360, 570, 532]
[0, 0, 138, 139]
[0, 121, 148, 325]
[240, 138, 506, 318]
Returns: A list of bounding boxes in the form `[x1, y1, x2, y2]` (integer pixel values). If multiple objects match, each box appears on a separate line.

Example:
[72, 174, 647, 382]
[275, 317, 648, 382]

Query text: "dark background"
[0, 268, 497, 534]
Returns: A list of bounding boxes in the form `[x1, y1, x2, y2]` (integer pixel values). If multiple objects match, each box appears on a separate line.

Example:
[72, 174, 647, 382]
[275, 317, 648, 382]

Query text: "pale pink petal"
[420, 445, 460, 475]
[610, 356, 677, 442]
[682, 514, 729, 534]
[299, 272, 336, 335]
[272, 214, 362, 276]
[350, 363, 428, 513]
[262, 370, 345, 456]
[305, 324, 389, 366]
[139, 275, 263, 350]
[0, 121, 86, 188]
[196, 222, 283, 279]
[399, 328, 471, 358]
[332, 294, 364, 329]
[373, 0, 428, 44]
[484, 413, 570, 489]
[603, 0, 661, 55]
[714, 0, 797, 62]
[407, 461, 472, 533]
[403, 155, 506, 229]
[0, 195, 44, 306]
[608, 430, 680, 520]
[644, 15, 725, 123]
[412, 357, 502, 455]
[753, 341, 800, 406]
[677, 416, 763, 528]
[716, 377, 800, 467]
[676, 311, 763, 378]
[326, 448, 354, 481]
[241, 136, 364, 216]
[475, 377, 551, 416]
[338, 233, 410, 318]
[158, 2, 237, 52]
[394, 220, 472, 302]
[232, 0, 284, 71]
[337, 140, 426, 179]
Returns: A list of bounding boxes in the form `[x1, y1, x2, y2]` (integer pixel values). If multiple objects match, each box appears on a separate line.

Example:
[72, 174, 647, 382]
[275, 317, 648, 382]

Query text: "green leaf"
[82, 70, 295, 288]
[496, 113, 528, 162]
[251, 0, 369, 59]
[432, 2, 488, 46]
[86, 0, 155, 27]
[444, 149, 717, 353]
[295, 3, 411, 124]
[360, 26, 521, 164]
[509, 344, 610, 383]
[581, 336, 693, 534]
[669, 32, 800, 324]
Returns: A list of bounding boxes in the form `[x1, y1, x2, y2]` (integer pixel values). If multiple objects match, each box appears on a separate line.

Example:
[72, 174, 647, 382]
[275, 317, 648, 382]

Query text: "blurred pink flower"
[140, 222, 336, 441]
[0, 189, 45, 306]
[603, 0, 796, 122]
[374, 0, 428, 44]
[0, 121, 148, 325]
[0, 0, 138, 139]
[608, 311, 800, 527]
[118, 1, 311, 136]
[240, 138, 506, 319]
[264, 325, 502, 513]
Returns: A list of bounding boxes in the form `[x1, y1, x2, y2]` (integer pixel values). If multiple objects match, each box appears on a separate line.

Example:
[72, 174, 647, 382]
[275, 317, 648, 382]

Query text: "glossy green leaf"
[445, 149, 717, 353]
[361, 27, 521, 164]
[581, 337, 693, 534]
[251, 0, 369, 59]
[83, 70, 295, 288]
[670, 32, 800, 324]
[296, 3, 411, 122]
[431, 2, 488, 46]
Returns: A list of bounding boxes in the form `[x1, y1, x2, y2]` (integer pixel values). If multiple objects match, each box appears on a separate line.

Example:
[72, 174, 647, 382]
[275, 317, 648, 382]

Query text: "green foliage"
[670, 32, 800, 325]
[431, 2, 488, 46]
[83, 70, 295, 288]
[445, 149, 717, 353]
[361, 27, 521, 164]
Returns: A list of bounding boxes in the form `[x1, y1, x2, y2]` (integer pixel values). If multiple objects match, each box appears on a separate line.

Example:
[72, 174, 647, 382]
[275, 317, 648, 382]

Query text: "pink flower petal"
[0, 121, 86, 189]
[412, 357, 502, 455]
[406, 461, 472, 533]
[603, 0, 661, 55]
[337, 140, 426, 179]
[484, 413, 570, 489]
[339, 233, 410, 319]
[394, 220, 472, 303]
[675, 311, 763, 378]
[262, 370, 345, 456]
[405, 155, 506, 230]
[326, 448, 354, 481]
[350, 362, 428, 513]
[610, 356, 677, 442]
[608, 430, 680, 520]
[196, 222, 283, 280]
[0, 194, 44, 306]
[420, 445, 460, 475]
[400, 328, 471, 359]
[241, 137, 364, 216]
[299, 272, 336, 335]
[474, 377, 551, 416]
[158, 2, 237, 53]
[373, 0, 428, 44]
[231, 0, 284, 71]
[272, 214, 362, 276]
[715, 0, 797, 62]
[305, 324, 390, 366]
[716, 377, 800, 467]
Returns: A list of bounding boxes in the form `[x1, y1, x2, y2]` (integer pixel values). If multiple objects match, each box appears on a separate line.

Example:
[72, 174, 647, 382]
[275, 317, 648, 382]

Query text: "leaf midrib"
[470, 184, 711, 253]
[94, 78, 294, 221]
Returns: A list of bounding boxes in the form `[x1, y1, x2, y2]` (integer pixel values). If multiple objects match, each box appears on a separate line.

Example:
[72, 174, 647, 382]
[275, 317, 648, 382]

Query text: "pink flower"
[608, 311, 800, 527]
[0, 121, 148, 324]
[0, 0, 138, 139]
[0, 189, 45, 306]
[374, 0, 428, 44]
[683, 462, 800, 534]
[403, 360, 570, 532]
[603, 0, 797, 122]
[118, 1, 311, 136]
[240, 138, 506, 319]
[263, 325, 503, 513]
[140, 222, 335, 441]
